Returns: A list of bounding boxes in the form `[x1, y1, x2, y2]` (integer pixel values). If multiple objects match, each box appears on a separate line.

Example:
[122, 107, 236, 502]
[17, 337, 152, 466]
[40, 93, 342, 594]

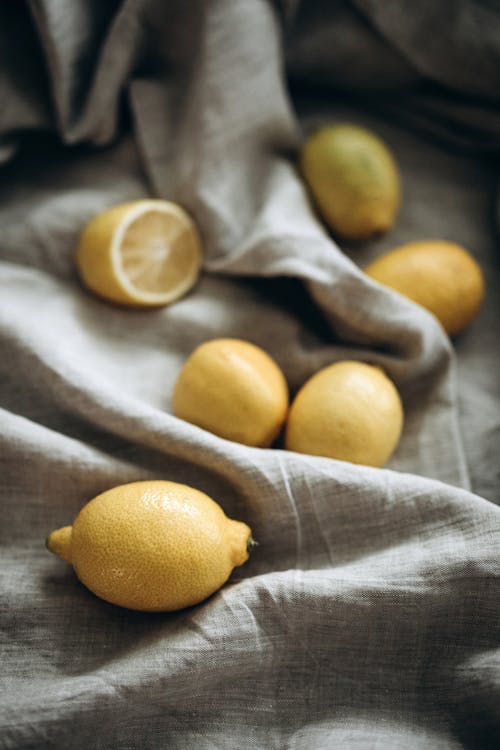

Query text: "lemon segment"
[172, 338, 289, 448]
[285, 361, 403, 468]
[364, 240, 485, 336]
[46, 481, 252, 612]
[75, 199, 202, 307]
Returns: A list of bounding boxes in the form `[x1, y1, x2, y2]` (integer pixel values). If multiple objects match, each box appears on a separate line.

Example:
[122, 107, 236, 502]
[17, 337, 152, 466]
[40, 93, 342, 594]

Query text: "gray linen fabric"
[1, 1, 499, 748]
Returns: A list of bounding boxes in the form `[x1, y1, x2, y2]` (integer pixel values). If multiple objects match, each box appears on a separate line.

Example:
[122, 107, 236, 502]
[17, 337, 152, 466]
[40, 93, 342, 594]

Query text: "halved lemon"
[75, 199, 202, 307]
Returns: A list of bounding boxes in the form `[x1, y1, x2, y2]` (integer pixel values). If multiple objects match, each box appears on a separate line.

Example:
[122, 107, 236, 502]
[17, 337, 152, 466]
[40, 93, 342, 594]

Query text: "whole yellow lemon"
[285, 361, 403, 467]
[364, 240, 485, 336]
[46, 481, 253, 612]
[300, 124, 401, 240]
[172, 338, 289, 447]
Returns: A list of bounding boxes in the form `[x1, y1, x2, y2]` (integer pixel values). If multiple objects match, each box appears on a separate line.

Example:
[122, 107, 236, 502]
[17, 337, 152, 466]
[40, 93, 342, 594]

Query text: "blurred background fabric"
[1, 1, 499, 748]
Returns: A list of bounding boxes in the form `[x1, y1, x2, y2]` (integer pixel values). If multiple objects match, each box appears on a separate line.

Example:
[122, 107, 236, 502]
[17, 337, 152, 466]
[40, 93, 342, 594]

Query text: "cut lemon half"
[75, 199, 202, 307]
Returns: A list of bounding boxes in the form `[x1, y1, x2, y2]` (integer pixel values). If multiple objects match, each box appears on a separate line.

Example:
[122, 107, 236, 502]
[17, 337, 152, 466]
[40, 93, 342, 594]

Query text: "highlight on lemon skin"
[46, 480, 254, 612]
[364, 240, 485, 336]
[285, 360, 403, 468]
[172, 338, 289, 448]
[75, 199, 202, 308]
[300, 124, 401, 241]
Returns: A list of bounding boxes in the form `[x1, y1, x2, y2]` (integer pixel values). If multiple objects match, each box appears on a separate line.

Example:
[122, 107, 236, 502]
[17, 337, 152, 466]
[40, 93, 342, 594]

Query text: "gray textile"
[1, 1, 500, 748]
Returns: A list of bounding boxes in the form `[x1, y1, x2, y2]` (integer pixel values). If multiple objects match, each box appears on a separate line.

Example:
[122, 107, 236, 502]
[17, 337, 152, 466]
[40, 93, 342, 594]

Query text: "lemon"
[285, 361, 403, 467]
[75, 199, 202, 307]
[46, 481, 253, 612]
[172, 338, 289, 447]
[364, 240, 485, 336]
[300, 124, 401, 240]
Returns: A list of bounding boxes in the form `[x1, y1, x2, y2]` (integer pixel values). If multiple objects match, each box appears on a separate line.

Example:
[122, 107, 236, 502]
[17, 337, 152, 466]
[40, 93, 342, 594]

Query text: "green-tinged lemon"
[301, 124, 400, 240]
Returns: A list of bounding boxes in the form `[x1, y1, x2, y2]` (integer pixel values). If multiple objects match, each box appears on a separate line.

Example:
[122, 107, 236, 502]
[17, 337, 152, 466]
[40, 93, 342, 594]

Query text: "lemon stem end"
[247, 535, 258, 554]
[46, 526, 73, 565]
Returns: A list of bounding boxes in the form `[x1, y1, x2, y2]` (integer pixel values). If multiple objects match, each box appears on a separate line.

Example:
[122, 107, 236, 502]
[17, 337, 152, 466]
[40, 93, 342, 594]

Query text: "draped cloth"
[1, 2, 499, 748]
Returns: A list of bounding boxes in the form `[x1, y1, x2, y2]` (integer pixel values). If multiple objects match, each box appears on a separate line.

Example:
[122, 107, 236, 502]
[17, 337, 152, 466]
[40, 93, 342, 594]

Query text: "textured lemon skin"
[285, 361, 403, 468]
[76, 202, 136, 305]
[301, 124, 400, 240]
[364, 240, 484, 336]
[172, 339, 289, 447]
[47, 481, 251, 612]
[75, 199, 201, 308]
